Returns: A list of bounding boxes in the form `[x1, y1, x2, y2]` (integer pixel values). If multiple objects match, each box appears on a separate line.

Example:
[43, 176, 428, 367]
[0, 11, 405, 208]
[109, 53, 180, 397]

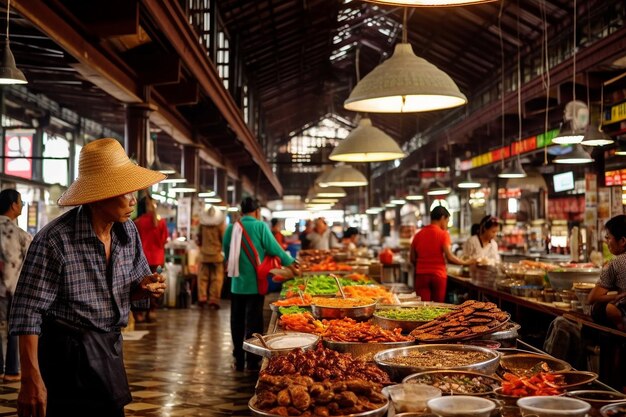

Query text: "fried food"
[409, 300, 509, 341]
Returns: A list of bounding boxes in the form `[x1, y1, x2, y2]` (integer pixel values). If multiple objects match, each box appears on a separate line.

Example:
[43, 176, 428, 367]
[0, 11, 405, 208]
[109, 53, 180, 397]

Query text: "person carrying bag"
[223, 197, 298, 372]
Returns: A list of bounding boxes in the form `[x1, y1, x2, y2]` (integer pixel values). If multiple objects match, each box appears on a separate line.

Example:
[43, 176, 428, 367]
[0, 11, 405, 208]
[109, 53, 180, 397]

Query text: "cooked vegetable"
[500, 372, 565, 397]
[376, 307, 452, 322]
[278, 306, 308, 315]
[408, 373, 498, 394]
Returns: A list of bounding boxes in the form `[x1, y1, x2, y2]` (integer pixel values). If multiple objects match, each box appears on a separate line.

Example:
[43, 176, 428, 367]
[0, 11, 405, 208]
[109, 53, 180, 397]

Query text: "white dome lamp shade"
[363, 0, 497, 6]
[329, 118, 406, 162]
[312, 184, 347, 198]
[323, 165, 368, 187]
[554, 144, 594, 164]
[344, 43, 467, 113]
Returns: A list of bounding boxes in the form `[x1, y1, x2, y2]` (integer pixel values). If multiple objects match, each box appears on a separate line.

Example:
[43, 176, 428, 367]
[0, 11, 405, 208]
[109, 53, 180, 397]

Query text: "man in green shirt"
[223, 197, 297, 371]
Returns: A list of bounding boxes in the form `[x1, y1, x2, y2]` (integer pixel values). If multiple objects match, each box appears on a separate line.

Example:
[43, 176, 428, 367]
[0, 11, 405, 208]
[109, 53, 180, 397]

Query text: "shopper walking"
[299, 220, 313, 250]
[271, 218, 287, 249]
[198, 205, 226, 309]
[0, 189, 32, 383]
[410, 206, 474, 302]
[224, 197, 297, 372]
[10, 138, 167, 417]
[134, 192, 169, 322]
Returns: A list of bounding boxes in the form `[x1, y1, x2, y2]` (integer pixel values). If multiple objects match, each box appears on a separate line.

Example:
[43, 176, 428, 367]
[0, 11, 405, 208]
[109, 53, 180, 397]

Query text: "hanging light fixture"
[323, 165, 368, 187]
[406, 188, 424, 200]
[581, 125, 613, 147]
[499, 17, 527, 180]
[0, 0, 26, 85]
[615, 141, 626, 156]
[390, 198, 407, 205]
[457, 172, 481, 189]
[343, 10, 466, 113]
[364, 0, 496, 6]
[313, 184, 347, 198]
[498, 157, 527, 178]
[581, 83, 613, 146]
[553, 0, 587, 145]
[553, 120, 585, 145]
[427, 180, 450, 196]
[554, 144, 593, 164]
[329, 118, 405, 162]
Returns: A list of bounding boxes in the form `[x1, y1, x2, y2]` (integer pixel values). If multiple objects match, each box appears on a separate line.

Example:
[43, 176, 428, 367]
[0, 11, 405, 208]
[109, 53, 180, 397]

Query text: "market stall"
[243, 249, 624, 417]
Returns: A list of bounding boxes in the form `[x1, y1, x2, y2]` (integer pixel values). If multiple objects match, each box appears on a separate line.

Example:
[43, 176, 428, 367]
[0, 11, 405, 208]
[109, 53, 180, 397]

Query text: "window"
[42, 133, 70, 186]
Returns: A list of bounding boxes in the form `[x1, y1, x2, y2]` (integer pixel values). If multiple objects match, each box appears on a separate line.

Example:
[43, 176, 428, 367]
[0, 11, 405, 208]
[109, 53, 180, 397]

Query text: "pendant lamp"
[427, 180, 451, 196]
[552, 120, 585, 145]
[581, 125, 614, 146]
[323, 165, 368, 187]
[553, 144, 593, 164]
[406, 193, 424, 200]
[315, 168, 333, 188]
[457, 172, 481, 189]
[615, 141, 626, 156]
[0, 0, 27, 85]
[344, 39, 466, 113]
[329, 118, 405, 162]
[581, 83, 613, 146]
[498, 157, 527, 178]
[313, 185, 347, 198]
[364, 0, 496, 6]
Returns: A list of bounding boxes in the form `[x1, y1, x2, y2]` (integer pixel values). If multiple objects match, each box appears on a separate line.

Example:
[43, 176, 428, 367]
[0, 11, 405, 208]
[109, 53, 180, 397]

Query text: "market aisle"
[0, 303, 258, 417]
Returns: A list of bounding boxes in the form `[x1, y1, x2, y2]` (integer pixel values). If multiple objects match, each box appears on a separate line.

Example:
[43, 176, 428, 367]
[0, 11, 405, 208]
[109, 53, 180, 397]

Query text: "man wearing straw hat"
[9, 138, 167, 417]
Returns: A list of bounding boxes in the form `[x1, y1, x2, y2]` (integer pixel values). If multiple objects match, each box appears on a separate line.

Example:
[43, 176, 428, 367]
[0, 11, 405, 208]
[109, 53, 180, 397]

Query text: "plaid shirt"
[9, 206, 150, 334]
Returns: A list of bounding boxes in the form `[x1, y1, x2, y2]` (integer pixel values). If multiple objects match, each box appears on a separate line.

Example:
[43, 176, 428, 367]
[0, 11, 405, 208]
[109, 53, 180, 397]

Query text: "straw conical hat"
[58, 138, 166, 206]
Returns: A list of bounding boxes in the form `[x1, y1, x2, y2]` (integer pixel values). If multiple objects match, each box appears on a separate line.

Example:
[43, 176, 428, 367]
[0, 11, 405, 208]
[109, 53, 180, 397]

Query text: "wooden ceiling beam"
[143, 0, 282, 195]
[73, 0, 140, 38]
[157, 81, 199, 106]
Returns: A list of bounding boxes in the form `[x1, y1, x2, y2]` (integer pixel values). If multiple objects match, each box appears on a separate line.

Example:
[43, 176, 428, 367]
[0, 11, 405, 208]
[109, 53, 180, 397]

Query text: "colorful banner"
[463, 129, 557, 170]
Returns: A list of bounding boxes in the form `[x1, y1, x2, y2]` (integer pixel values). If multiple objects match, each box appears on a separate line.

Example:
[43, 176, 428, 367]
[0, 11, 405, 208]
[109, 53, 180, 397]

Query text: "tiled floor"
[0, 303, 258, 416]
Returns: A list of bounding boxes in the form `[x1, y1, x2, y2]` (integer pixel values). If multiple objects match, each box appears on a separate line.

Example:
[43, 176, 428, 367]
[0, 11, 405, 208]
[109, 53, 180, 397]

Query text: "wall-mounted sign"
[4, 130, 35, 179]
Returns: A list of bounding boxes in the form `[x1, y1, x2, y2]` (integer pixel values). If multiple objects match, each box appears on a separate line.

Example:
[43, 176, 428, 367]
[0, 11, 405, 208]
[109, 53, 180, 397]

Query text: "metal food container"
[248, 395, 389, 417]
[242, 332, 319, 358]
[373, 344, 501, 381]
[322, 338, 415, 361]
[310, 301, 377, 320]
[498, 353, 571, 376]
[372, 305, 455, 333]
[481, 322, 521, 341]
[600, 401, 626, 417]
[403, 370, 501, 396]
[547, 268, 600, 291]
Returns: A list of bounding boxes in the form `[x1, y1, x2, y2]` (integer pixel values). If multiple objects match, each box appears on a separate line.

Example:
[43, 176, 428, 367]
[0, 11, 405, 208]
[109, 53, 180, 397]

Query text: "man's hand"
[17, 372, 47, 417]
[612, 291, 626, 305]
[139, 271, 167, 299]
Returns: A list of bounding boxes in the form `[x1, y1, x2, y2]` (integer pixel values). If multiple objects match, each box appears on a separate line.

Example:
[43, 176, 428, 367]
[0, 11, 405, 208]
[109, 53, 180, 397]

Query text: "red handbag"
[238, 221, 281, 295]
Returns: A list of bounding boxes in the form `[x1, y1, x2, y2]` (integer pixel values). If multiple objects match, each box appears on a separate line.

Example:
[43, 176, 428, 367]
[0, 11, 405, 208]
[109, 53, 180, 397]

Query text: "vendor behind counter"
[463, 215, 501, 265]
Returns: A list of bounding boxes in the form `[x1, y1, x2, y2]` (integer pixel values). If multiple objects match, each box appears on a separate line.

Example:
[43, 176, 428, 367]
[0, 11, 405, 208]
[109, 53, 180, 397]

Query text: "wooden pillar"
[182, 145, 199, 190]
[124, 103, 155, 166]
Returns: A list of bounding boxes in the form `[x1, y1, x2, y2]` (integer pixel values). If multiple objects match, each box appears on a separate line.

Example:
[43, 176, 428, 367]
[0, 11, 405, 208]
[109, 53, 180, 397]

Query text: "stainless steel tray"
[242, 332, 319, 358]
[249, 395, 389, 417]
[322, 338, 415, 361]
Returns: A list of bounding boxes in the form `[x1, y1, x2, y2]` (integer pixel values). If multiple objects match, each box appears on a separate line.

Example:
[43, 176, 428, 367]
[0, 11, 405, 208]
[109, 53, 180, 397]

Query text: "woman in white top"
[463, 215, 501, 264]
